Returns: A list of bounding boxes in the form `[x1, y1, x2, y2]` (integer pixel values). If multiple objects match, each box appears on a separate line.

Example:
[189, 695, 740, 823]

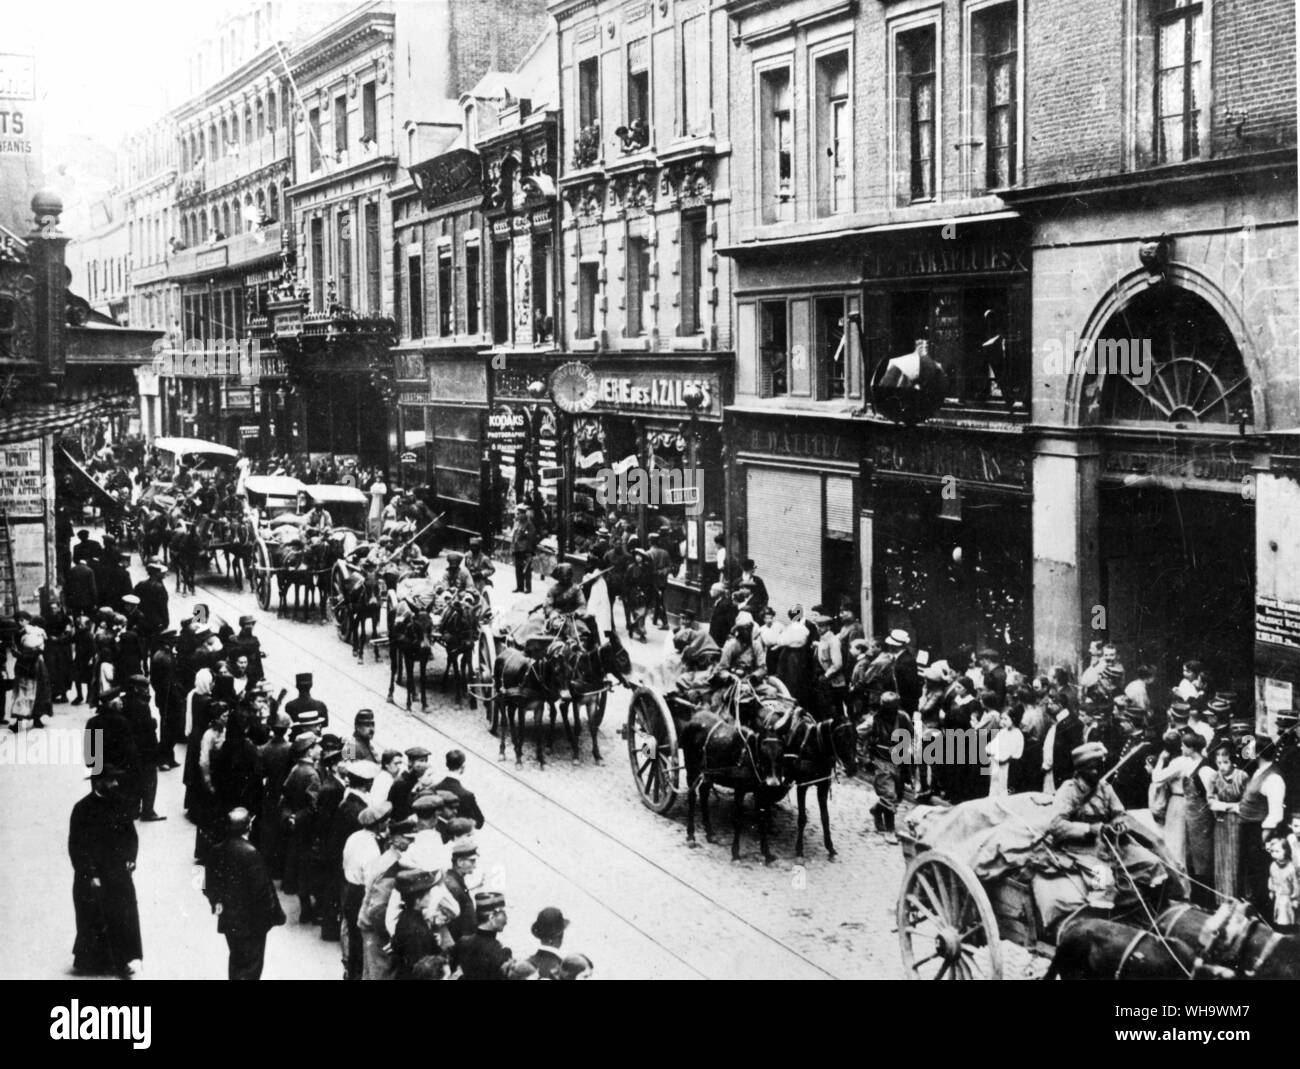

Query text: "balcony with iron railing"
[167, 221, 283, 278]
[182, 132, 292, 198]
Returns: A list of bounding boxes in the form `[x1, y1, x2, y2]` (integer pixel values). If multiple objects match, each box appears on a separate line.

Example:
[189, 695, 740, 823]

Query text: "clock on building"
[550, 361, 599, 413]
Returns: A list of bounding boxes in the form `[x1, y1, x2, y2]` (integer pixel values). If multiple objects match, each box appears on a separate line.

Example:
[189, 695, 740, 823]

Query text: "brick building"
[1004, 0, 1298, 720]
[548, 0, 736, 615]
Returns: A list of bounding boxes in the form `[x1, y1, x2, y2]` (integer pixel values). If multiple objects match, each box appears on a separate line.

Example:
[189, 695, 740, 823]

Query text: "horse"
[172, 527, 202, 595]
[548, 620, 633, 763]
[139, 508, 170, 563]
[389, 604, 435, 711]
[1044, 915, 1206, 980]
[679, 688, 790, 863]
[217, 515, 256, 593]
[433, 594, 478, 706]
[310, 539, 342, 622]
[784, 710, 859, 860]
[493, 639, 566, 768]
[344, 567, 384, 660]
[273, 542, 313, 618]
[1154, 901, 1300, 980]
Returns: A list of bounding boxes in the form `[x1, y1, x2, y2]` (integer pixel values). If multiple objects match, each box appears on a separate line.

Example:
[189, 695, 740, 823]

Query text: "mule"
[548, 622, 632, 764]
[785, 710, 859, 860]
[680, 697, 788, 863]
[345, 568, 384, 660]
[1156, 902, 1300, 980]
[1044, 915, 1204, 980]
[390, 606, 434, 711]
[432, 595, 478, 706]
[218, 516, 256, 593]
[493, 640, 565, 769]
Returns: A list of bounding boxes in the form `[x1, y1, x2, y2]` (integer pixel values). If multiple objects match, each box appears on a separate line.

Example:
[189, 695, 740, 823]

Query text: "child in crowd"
[987, 704, 1025, 799]
[1267, 835, 1299, 933]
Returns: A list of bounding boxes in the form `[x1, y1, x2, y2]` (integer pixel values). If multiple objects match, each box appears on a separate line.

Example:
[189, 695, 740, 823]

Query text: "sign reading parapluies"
[869, 340, 950, 425]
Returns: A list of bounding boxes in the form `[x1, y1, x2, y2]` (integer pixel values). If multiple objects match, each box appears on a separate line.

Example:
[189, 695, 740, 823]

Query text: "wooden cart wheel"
[897, 849, 1003, 980]
[469, 626, 497, 717]
[627, 686, 682, 815]
[254, 540, 272, 610]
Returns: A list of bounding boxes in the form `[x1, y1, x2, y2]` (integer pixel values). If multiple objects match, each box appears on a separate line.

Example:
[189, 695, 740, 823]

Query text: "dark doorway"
[1099, 485, 1255, 696]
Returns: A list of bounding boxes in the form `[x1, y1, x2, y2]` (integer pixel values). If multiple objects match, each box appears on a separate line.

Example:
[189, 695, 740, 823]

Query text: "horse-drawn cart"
[894, 794, 1198, 980]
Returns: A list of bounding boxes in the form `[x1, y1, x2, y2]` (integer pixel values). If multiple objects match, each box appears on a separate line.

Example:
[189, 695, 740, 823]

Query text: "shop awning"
[0, 394, 134, 447]
[57, 446, 120, 511]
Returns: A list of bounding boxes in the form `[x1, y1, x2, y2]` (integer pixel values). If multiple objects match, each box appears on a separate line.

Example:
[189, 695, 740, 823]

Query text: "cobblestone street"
[0, 563, 989, 980]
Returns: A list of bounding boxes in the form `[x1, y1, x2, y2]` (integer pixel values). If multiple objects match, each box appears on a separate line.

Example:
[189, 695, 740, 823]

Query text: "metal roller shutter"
[746, 467, 822, 616]
[825, 475, 855, 538]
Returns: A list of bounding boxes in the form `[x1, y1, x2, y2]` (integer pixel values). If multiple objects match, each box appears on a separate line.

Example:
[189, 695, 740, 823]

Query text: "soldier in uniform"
[100, 553, 135, 614]
[123, 674, 165, 821]
[257, 711, 295, 876]
[544, 563, 587, 619]
[1108, 702, 1156, 811]
[279, 732, 322, 921]
[388, 746, 431, 823]
[340, 709, 378, 765]
[285, 672, 329, 731]
[454, 891, 513, 980]
[510, 504, 536, 593]
[310, 736, 347, 940]
[133, 560, 171, 644]
[464, 537, 496, 594]
[438, 552, 474, 595]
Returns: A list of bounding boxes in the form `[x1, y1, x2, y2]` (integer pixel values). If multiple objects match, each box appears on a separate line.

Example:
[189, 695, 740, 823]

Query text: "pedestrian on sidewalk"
[123, 674, 165, 821]
[284, 672, 329, 732]
[151, 630, 185, 770]
[280, 732, 322, 922]
[257, 712, 295, 875]
[341, 800, 390, 980]
[526, 907, 570, 979]
[432, 749, 485, 829]
[330, 761, 379, 968]
[69, 763, 143, 977]
[510, 504, 536, 594]
[204, 808, 285, 979]
[341, 709, 378, 764]
[388, 745, 430, 823]
[309, 737, 347, 940]
[454, 891, 513, 981]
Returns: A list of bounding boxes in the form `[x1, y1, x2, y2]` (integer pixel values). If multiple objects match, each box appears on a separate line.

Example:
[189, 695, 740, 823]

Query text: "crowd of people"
[3, 522, 595, 980]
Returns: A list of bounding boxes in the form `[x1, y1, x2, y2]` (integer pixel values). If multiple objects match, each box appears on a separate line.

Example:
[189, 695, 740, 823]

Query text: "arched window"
[256, 99, 265, 138]
[220, 118, 229, 154]
[212, 205, 222, 234]
[267, 90, 277, 131]
[267, 182, 278, 220]
[209, 123, 218, 158]
[180, 216, 189, 246]
[256, 188, 266, 215]
[245, 105, 253, 143]
[1089, 287, 1254, 428]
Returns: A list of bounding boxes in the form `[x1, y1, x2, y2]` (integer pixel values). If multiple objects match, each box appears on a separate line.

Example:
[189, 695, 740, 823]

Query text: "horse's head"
[830, 715, 859, 777]
[755, 732, 785, 789]
[600, 630, 633, 679]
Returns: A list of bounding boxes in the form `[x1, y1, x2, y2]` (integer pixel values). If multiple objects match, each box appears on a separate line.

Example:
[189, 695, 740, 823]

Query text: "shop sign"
[591, 370, 721, 418]
[1101, 441, 1254, 494]
[864, 242, 1028, 279]
[400, 451, 418, 464]
[239, 425, 261, 438]
[873, 438, 1030, 491]
[396, 352, 424, 381]
[1257, 596, 1300, 654]
[428, 359, 487, 402]
[550, 362, 599, 413]
[0, 440, 44, 516]
[398, 391, 428, 406]
[134, 366, 160, 397]
[260, 354, 287, 378]
[225, 387, 254, 410]
[274, 309, 302, 337]
[196, 246, 229, 270]
[486, 403, 528, 447]
[740, 427, 852, 462]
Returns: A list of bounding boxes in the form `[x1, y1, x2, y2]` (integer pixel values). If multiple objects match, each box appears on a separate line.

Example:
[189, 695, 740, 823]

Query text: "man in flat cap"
[388, 746, 430, 823]
[132, 559, 170, 644]
[123, 673, 165, 821]
[69, 763, 143, 977]
[390, 869, 447, 980]
[285, 672, 329, 731]
[340, 800, 391, 980]
[204, 807, 285, 979]
[1049, 741, 1169, 911]
[257, 712, 295, 877]
[454, 891, 513, 980]
[443, 835, 480, 939]
[307, 737, 347, 939]
[226, 615, 265, 686]
[326, 760, 379, 946]
[341, 709, 378, 765]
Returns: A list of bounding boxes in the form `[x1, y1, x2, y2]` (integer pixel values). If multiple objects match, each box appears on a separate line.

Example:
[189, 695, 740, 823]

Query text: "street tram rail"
[188, 574, 838, 981]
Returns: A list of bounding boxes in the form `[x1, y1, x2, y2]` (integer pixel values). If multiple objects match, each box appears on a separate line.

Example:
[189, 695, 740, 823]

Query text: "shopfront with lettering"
[866, 429, 1034, 665]
[731, 412, 865, 622]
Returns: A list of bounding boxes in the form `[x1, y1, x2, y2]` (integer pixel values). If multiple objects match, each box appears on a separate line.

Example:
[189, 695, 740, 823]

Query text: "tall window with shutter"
[365, 202, 380, 313]
[491, 241, 510, 344]
[681, 14, 709, 137]
[759, 67, 793, 223]
[894, 25, 937, 204]
[408, 252, 423, 338]
[814, 50, 850, 217]
[308, 108, 321, 171]
[627, 39, 650, 137]
[310, 216, 324, 310]
[970, 3, 1018, 192]
[625, 235, 651, 336]
[334, 94, 348, 154]
[577, 262, 598, 340]
[679, 211, 707, 335]
[362, 81, 377, 143]
[337, 213, 352, 310]
[437, 246, 453, 336]
[465, 243, 481, 336]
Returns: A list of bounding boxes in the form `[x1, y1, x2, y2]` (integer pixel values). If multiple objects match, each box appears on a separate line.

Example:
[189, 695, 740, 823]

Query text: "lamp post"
[682, 382, 705, 612]
[526, 376, 547, 537]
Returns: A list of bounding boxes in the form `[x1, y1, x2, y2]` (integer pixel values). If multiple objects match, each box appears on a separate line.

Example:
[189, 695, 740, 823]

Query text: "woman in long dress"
[1181, 732, 1216, 905]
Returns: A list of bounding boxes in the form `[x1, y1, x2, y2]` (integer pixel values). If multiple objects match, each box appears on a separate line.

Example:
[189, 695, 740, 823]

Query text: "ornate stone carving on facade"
[348, 73, 358, 97]
[609, 169, 657, 215]
[661, 159, 714, 207]
[563, 180, 605, 221]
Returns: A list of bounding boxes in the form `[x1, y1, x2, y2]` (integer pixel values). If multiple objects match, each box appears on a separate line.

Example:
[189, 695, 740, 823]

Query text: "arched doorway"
[1089, 285, 1258, 697]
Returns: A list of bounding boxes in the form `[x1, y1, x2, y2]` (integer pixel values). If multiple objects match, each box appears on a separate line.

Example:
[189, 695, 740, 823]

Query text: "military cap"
[238, 614, 256, 627]
[445, 552, 464, 565]
[358, 801, 393, 827]
[1071, 741, 1108, 768]
[294, 672, 313, 688]
[354, 709, 375, 726]
[291, 733, 320, 756]
[1168, 703, 1192, 723]
[118, 553, 133, 566]
[474, 891, 506, 919]
[405, 745, 431, 761]
[395, 869, 440, 898]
